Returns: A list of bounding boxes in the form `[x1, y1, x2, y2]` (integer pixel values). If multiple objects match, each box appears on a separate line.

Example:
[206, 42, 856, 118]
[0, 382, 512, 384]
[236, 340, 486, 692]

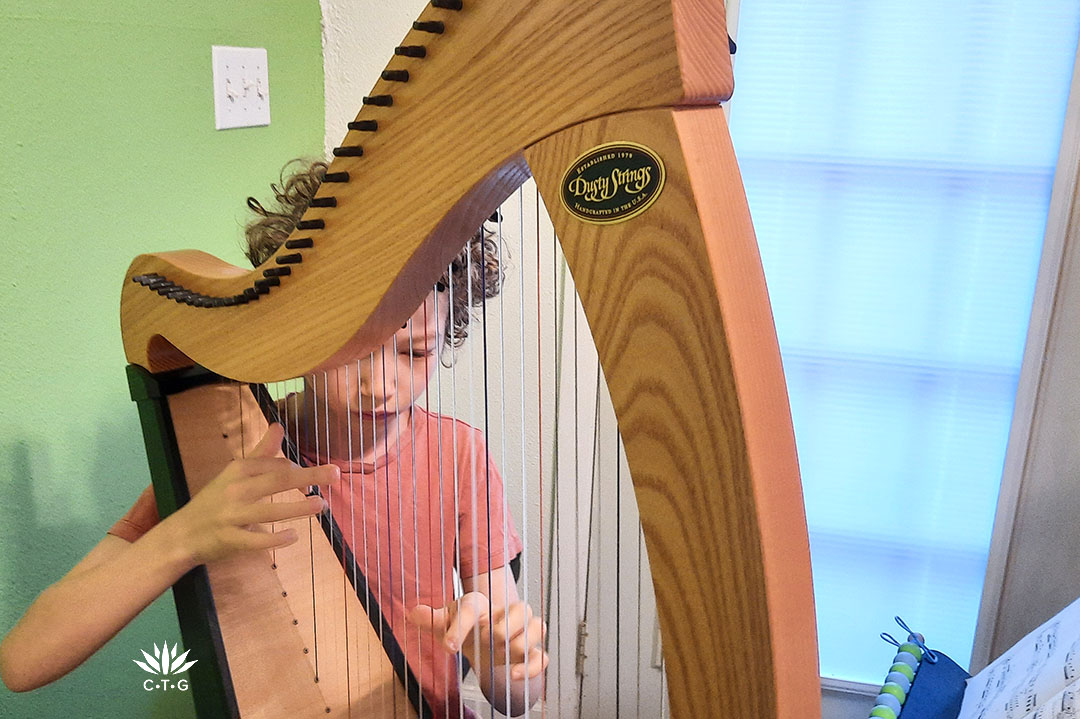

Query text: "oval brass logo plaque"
[560, 142, 666, 225]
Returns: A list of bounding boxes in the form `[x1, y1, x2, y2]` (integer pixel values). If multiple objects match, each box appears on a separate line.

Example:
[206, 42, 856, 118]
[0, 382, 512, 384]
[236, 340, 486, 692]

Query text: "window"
[728, 0, 1080, 682]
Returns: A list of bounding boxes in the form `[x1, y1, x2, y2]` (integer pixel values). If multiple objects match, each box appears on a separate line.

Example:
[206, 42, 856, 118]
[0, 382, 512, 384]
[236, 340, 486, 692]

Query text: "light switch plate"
[211, 46, 270, 130]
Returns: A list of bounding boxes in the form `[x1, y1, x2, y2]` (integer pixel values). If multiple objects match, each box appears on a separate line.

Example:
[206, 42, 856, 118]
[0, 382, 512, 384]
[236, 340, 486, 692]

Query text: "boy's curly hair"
[244, 160, 503, 351]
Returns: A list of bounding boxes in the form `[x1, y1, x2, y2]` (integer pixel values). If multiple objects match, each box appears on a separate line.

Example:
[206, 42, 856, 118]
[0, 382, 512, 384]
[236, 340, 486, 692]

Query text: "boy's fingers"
[233, 456, 295, 479]
[226, 526, 298, 552]
[512, 647, 548, 681]
[243, 496, 326, 524]
[493, 603, 530, 644]
[444, 596, 484, 652]
[250, 423, 285, 458]
[246, 463, 338, 498]
[406, 605, 447, 635]
[506, 617, 546, 664]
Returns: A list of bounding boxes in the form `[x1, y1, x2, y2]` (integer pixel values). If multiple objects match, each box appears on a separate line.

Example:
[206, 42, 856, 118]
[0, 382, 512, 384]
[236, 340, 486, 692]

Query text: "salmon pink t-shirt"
[109, 406, 523, 719]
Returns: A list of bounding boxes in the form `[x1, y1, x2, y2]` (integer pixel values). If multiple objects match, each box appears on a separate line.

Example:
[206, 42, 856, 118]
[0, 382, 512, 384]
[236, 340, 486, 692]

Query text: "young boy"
[0, 162, 547, 718]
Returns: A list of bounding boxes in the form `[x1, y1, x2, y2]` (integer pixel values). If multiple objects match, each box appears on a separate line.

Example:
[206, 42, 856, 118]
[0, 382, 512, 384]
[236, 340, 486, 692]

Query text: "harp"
[119, 0, 820, 717]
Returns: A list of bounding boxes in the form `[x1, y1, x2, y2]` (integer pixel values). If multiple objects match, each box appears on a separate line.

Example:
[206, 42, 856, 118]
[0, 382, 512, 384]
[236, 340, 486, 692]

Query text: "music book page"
[957, 595, 1080, 719]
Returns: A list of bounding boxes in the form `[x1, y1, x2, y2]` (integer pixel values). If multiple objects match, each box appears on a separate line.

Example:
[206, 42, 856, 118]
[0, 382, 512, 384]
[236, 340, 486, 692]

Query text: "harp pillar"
[525, 106, 821, 719]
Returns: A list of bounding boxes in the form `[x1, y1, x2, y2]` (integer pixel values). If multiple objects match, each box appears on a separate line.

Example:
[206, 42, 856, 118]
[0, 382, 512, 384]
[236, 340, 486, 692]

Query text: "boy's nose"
[358, 352, 397, 404]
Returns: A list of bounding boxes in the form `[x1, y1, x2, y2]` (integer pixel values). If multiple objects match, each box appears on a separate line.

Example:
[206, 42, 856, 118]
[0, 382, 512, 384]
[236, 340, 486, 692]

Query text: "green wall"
[0, 1, 324, 716]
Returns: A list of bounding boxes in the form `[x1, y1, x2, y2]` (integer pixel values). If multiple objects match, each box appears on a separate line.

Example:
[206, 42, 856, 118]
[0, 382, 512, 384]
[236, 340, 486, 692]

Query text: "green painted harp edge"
[125, 363, 239, 719]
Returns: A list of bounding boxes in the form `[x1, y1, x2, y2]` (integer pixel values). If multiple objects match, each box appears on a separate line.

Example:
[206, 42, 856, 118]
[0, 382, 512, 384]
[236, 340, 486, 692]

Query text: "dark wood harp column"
[119, 0, 820, 717]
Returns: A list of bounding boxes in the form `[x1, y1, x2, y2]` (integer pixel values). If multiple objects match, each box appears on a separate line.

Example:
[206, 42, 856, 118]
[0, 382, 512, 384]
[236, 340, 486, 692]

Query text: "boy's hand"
[170, 423, 338, 566]
[407, 593, 548, 681]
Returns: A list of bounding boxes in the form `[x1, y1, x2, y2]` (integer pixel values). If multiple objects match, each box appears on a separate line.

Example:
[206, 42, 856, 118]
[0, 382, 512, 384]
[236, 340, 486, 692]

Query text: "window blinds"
[728, 0, 1080, 683]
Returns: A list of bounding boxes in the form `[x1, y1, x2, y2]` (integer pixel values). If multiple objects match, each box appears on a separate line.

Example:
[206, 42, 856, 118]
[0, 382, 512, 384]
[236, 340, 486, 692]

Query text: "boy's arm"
[0, 522, 198, 692]
[0, 424, 337, 693]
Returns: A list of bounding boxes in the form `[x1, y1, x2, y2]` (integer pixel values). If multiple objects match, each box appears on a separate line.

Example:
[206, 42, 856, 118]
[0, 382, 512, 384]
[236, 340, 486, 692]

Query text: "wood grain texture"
[168, 385, 414, 718]
[672, 0, 734, 102]
[120, 0, 731, 383]
[524, 106, 819, 719]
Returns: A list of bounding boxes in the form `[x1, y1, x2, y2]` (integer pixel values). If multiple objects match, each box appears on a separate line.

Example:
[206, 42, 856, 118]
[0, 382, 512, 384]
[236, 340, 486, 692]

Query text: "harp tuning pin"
[285, 238, 314, 249]
[276, 253, 303, 265]
[362, 94, 394, 107]
[348, 120, 378, 132]
[264, 266, 291, 277]
[431, 0, 462, 9]
[381, 69, 410, 82]
[296, 219, 325, 230]
[309, 196, 337, 208]
[413, 20, 445, 34]
[323, 171, 350, 183]
[394, 45, 427, 58]
[332, 145, 364, 157]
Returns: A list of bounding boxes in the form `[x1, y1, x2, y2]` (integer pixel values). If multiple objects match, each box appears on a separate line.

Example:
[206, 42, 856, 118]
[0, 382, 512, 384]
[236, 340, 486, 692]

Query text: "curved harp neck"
[120, 0, 733, 382]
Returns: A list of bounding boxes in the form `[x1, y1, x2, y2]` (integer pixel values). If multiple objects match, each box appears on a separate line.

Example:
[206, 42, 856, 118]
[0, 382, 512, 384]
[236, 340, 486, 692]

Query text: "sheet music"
[1021, 679, 1080, 719]
[958, 596, 1080, 719]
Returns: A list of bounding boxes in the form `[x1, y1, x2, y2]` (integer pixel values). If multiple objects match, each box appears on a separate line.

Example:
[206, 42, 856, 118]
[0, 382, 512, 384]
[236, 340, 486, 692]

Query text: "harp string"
[549, 191, 562, 719]
[311, 371, 322, 682]
[518, 186, 534, 715]
[390, 334, 407, 719]
[367, 351, 387, 712]
[406, 321, 425, 719]
[637, 523, 643, 719]
[533, 187, 545, 719]
[324, 370, 334, 690]
[571, 187, 580, 719]
[355, 356, 375, 712]
[465, 224, 481, 715]
[496, 208, 511, 713]
[342, 366, 354, 716]
[618, 416, 625, 716]
[427, 290, 450, 719]
[478, 207, 496, 719]
[446, 265, 464, 719]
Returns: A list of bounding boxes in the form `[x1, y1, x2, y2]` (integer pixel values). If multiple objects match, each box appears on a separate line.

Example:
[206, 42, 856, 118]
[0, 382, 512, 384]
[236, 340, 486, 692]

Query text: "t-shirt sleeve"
[456, 427, 524, 579]
[107, 485, 161, 543]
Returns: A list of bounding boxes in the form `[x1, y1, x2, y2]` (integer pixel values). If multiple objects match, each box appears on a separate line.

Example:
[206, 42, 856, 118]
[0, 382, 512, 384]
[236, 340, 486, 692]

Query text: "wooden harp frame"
[119, 0, 821, 717]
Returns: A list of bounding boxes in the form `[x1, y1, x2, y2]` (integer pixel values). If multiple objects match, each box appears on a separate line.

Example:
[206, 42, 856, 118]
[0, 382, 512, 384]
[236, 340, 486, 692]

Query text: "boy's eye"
[407, 348, 435, 358]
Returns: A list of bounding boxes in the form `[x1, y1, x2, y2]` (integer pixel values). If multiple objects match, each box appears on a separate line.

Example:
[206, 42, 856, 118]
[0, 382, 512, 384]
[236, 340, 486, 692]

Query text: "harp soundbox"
[119, 0, 820, 717]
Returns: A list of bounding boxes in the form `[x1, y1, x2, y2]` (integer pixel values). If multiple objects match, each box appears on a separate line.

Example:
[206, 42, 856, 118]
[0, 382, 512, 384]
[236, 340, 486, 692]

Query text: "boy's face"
[320, 291, 449, 422]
